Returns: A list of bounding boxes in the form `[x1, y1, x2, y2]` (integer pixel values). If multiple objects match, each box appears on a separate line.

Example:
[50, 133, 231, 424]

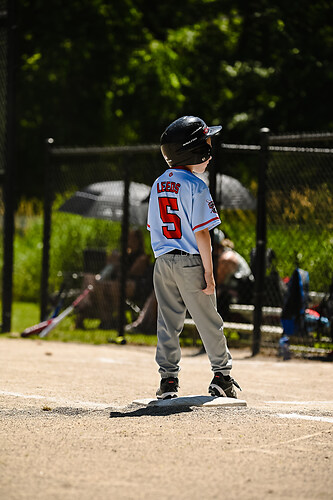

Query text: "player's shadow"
[109, 405, 193, 418]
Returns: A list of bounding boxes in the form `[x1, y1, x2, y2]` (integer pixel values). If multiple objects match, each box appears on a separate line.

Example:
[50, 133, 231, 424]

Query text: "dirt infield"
[0, 338, 332, 500]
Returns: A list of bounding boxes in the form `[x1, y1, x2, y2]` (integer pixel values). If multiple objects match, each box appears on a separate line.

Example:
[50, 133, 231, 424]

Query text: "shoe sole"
[156, 392, 178, 400]
[209, 385, 227, 397]
[209, 384, 237, 399]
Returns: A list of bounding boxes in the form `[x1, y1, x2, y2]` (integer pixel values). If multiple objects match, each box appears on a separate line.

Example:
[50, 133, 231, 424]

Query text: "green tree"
[16, 0, 333, 199]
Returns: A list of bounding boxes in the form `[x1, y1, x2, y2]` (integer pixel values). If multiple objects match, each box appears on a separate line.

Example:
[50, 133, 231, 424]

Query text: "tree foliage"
[16, 0, 333, 199]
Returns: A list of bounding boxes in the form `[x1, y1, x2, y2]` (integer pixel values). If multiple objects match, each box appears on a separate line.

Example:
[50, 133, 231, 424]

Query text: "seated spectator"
[213, 229, 254, 317]
[75, 229, 153, 329]
[213, 230, 252, 286]
[109, 228, 153, 304]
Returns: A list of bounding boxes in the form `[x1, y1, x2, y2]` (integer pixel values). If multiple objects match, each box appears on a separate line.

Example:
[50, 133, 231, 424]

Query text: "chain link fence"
[0, 2, 8, 328]
[267, 141, 333, 293]
[35, 133, 332, 355]
[215, 136, 333, 355]
[40, 144, 165, 335]
[0, 3, 331, 355]
[218, 140, 333, 300]
[0, 2, 6, 178]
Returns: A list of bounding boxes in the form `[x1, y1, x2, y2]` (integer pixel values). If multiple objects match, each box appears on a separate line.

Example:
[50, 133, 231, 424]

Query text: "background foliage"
[16, 0, 333, 201]
[10, 203, 333, 302]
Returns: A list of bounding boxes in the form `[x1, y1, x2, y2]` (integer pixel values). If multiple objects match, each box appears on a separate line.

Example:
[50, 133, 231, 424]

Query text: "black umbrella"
[58, 180, 151, 226]
[196, 173, 256, 210]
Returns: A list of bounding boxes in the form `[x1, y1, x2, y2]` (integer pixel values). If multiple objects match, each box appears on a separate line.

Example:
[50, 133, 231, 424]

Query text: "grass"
[4, 302, 332, 355]
[12, 301, 40, 333]
[7, 205, 333, 304]
[5, 301, 198, 347]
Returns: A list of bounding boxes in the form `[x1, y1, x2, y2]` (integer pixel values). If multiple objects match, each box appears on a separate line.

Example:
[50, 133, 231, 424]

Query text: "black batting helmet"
[160, 116, 222, 167]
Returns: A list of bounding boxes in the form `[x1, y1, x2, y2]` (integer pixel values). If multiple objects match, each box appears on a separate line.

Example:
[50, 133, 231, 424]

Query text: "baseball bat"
[21, 275, 72, 337]
[21, 318, 54, 337]
[39, 264, 113, 338]
[21, 264, 113, 338]
[49, 279, 67, 318]
[20, 285, 89, 338]
[39, 287, 92, 338]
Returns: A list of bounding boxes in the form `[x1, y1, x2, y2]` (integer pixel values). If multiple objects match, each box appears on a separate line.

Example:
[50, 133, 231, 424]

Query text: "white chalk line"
[0, 390, 113, 409]
[98, 357, 118, 364]
[65, 357, 127, 364]
[228, 429, 332, 454]
[266, 400, 333, 423]
[98, 357, 136, 365]
[1, 390, 333, 422]
[277, 413, 333, 423]
[266, 401, 333, 405]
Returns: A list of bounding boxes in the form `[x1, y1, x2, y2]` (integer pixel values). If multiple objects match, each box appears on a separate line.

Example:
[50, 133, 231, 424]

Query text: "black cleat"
[208, 372, 241, 399]
[156, 376, 179, 399]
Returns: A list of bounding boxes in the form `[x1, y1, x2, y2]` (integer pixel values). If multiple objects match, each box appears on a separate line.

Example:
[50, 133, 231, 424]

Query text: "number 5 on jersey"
[158, 197, 182, 239]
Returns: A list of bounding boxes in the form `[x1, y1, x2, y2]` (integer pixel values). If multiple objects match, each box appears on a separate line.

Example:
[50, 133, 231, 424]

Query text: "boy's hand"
[203, 272, 216, 295]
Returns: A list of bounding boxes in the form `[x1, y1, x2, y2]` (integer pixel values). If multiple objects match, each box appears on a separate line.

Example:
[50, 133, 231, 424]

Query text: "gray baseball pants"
[153, 253, 232, 378]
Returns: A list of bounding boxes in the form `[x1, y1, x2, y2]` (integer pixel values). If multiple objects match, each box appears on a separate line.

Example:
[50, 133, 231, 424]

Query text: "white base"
[132, 395, 247, 408]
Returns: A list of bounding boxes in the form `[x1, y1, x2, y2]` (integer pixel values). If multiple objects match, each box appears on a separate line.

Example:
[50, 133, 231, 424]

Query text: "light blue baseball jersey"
[147, 167, 221, 257]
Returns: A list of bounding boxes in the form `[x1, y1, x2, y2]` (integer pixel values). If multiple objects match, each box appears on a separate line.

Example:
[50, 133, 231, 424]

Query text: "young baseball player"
[147, 115, 241, 400]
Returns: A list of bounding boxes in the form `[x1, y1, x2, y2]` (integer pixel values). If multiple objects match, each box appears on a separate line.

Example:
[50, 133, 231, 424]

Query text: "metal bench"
[183, 291, 332, 357]
[184, 318, 283, 335]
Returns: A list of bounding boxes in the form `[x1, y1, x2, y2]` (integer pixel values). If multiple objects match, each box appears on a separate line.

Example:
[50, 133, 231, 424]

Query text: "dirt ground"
[0, 337, 332, 500]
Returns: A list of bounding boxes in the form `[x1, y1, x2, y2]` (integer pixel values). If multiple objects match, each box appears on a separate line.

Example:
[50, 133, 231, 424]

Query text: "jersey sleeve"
[192, 186, 221, 233]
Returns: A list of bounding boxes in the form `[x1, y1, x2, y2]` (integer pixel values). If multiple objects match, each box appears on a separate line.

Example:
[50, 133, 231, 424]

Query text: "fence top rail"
[51, 143, 261, 156]
[221, 143, 260, 152]
[269, 145, 333, 154]
[49, 141, 333, 158]
[269, 132, 333, 144]
[221, 143, 333, 155]
[50, 144, 160, 156]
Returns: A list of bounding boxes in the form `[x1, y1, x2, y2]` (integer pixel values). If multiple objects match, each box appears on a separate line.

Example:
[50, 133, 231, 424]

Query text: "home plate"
[132, 395, 247, 408]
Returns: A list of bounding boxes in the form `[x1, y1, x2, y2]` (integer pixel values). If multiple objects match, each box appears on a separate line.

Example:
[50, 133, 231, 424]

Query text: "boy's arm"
[195, 228, 215, 295]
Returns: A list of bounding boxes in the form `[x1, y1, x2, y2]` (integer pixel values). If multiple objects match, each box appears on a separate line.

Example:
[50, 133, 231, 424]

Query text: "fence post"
[118, 161, 129, 342]
[40, 138, 54, 321]
[209, 135, 219, 204]
[1, 0, 17, 333]
[252, 128, 269, 356]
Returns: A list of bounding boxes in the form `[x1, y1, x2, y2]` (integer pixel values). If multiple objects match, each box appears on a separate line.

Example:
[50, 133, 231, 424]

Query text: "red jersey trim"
[193, 217, 220, 231]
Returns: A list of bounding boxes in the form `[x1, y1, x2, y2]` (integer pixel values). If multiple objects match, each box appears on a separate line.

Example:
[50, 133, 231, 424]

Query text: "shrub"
[8, 199, 333, 302]
[12, 211, 123, 301]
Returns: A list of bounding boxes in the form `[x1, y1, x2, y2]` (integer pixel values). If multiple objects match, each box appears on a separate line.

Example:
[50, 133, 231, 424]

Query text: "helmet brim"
[206, 125, 222, 137]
